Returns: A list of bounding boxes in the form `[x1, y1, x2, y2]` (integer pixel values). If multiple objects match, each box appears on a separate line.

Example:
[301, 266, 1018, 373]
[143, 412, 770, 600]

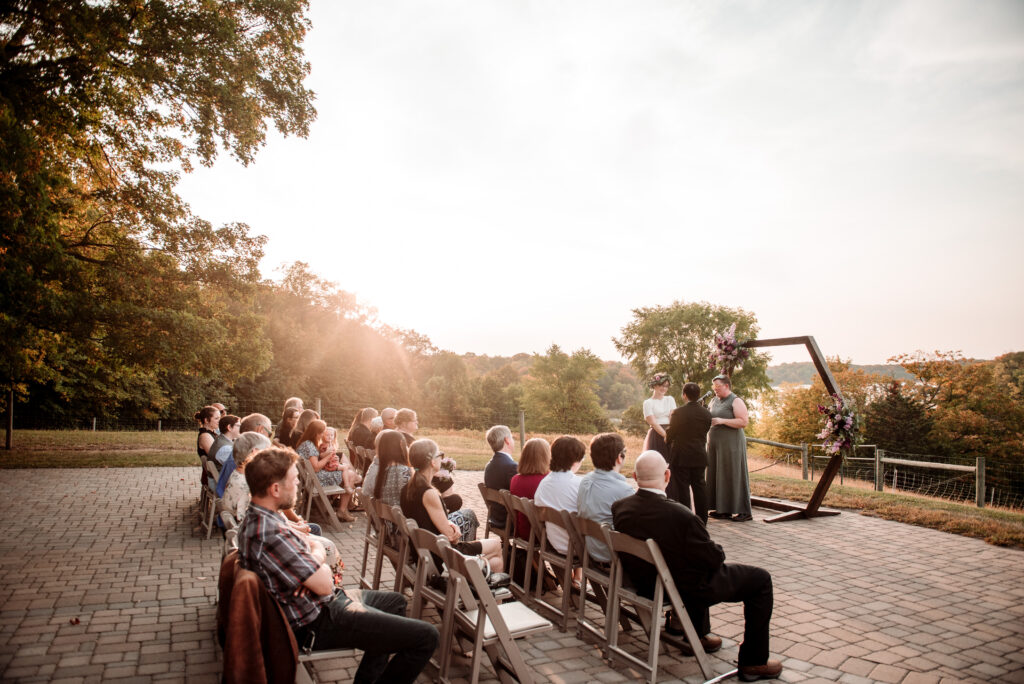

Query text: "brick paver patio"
[0, 467, 1021, 683]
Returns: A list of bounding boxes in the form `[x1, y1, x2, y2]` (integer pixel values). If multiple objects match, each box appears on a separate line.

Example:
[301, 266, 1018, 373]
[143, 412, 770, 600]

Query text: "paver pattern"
[0, 467, 1021, 683]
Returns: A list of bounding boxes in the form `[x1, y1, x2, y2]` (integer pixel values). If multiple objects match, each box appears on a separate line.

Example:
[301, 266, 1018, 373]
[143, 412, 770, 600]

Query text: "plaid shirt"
[238, 503, 330, 629]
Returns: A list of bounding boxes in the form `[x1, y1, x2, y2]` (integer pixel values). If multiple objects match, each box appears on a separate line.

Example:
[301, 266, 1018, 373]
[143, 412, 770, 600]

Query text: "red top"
[509, 473, 546, 540]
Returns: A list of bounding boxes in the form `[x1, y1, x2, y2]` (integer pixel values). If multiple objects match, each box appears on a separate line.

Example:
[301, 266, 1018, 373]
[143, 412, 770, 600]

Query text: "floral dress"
[297, 440, 345, 488]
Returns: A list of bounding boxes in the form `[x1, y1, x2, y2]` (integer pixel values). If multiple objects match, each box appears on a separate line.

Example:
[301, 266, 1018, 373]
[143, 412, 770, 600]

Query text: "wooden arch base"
[743, 336, 842, 523]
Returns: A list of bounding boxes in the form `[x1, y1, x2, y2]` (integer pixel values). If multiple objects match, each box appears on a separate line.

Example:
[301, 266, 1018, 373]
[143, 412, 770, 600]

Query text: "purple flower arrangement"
[708, 323, 750, 376]
[817, 394, 859, 455]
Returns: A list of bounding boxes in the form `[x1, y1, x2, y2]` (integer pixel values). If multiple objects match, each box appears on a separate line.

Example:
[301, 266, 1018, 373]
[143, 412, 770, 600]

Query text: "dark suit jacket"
[483, 451, 517, 527]
[665, 401, 712, 468]
[611, 489, 725, 597]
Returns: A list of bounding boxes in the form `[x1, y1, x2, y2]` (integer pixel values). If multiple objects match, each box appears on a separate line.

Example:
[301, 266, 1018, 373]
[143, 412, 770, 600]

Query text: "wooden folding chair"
[383, 505, 418, 594]
[605, 528, 735, 683]
[500, 491, 541, 605]
[477, 483, 512, 560]
[406, 526, 457, 678]
[358, 495, 382, 590]
[368, 499, 409, 592]
[570, 513, 632, 655]
[532, 505, 583, 632]
[295, 456, 345, 533]
[441, 545, 553, 684]
[202, 461, 223, 540]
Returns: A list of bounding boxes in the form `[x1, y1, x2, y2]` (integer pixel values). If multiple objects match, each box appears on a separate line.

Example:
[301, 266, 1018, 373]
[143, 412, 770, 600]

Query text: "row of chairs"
[477, 484, 738, 684]
[358, 494, 554, 683]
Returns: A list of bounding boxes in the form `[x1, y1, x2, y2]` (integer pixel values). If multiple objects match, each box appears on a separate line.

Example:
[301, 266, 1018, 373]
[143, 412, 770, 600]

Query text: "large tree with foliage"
[1, 1, 316, 437]
[862, 381, 935, 454]
[523, 345, 609, 433]
[614, 301, 773, 404]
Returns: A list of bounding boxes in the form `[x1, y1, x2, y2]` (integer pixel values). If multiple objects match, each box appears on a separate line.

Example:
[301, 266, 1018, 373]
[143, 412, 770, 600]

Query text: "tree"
[994, 351, 1024, 402]
[1, 1, 316, 439]
[863, 381, 934, 454]
[523, 345, 609, 433]
[614, 300, 773, 405]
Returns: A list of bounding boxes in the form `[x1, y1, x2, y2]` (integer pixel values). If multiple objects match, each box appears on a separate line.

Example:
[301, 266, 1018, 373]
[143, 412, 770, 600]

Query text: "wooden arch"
[742, 336, 843, 523]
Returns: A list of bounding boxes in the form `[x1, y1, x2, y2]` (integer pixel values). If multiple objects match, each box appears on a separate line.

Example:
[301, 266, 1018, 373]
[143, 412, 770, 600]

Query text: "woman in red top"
[509, 438, 551, 540]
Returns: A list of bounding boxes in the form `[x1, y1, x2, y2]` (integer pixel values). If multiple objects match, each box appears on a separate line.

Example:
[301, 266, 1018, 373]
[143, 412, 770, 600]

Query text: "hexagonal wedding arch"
[743, 336, 844, 523]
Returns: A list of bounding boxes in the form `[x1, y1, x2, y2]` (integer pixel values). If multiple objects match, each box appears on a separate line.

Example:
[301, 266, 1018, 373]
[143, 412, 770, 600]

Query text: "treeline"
[768, 362, 914, 386]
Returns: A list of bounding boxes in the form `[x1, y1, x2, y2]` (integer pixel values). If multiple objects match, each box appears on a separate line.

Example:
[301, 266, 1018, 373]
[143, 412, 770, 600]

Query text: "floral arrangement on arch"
[817, 394, 859, 455]
[432, 455, 458, 492]
[708, 323, 750, 377]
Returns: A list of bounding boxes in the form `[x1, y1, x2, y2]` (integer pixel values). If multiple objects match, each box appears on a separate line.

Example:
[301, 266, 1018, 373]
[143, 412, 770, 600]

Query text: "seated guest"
[509, 438, 551, 540]
[576, 432, 634, 563]
[238, 447, 437, 683]
[665, 382, 713, 523]
[195, 405, 219, 458]
[209, 414, 241, 468]
[612, 451, 781, 681]
[322, 426, 361, 510]
[380, 407, 398, 431]
[276, 406, 302, 448]
[293, 408, 320, 445]
[239, 413, 273, 439]
[395, 408, 418, 446]
[483, 425, 517, 531]
[533, 435, 585, 556]
[296, 419, 353, 522]
[348, 407, 379, 451]
[363, 430, 412, 508]
[401, 439, 504, 573]
[212, 402, 228, 419]
[284, 396, 304, 411]
[222, 433, 340, 571]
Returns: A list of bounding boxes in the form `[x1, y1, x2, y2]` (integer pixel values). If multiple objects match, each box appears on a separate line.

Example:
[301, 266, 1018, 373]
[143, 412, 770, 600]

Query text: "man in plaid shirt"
[238, 447, 437, 684]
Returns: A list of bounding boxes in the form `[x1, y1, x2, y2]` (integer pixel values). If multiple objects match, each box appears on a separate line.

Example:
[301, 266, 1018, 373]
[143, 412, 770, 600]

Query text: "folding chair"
[500, 491, 541, 605]
[199, 453, 212, 511]
[477, 483, 512, 561]
[358, 495, 382, 590]
[605, 528, 735, 683]
[407, 526, 457, 678]
[441, 544, 553, 684]
[218, 551, 359, 684]
[202, 461, 223, 540]
[570, 513, 633, 655]
[382, 505, 418, 594]
[532, 505, 582, 632]
[367, 499, 409, 592]
[295, 456, 345, 533]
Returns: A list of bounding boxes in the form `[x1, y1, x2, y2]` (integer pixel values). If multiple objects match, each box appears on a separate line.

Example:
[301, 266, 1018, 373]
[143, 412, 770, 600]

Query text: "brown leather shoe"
[738, 659, 783, 681]
[667, 628, 722, 654]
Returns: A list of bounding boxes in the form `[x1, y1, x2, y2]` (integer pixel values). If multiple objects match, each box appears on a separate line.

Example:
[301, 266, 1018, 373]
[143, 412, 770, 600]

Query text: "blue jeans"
[294, 589, 438, 684]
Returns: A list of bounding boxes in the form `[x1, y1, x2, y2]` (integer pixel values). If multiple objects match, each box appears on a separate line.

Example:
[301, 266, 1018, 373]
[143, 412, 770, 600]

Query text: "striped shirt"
[238, 502, 329, 629]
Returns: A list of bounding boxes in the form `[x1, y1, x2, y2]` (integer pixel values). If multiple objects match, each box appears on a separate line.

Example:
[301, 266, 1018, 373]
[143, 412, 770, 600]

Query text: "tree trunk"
[5, 386, 12, 450]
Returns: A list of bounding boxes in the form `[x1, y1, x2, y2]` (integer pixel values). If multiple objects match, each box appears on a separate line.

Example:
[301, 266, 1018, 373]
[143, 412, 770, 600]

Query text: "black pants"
[668, 464, 708, 525]
[681, 563, 773, 667]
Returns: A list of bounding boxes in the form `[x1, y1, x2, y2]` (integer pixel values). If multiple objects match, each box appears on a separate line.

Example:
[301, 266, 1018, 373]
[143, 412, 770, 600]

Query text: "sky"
[176, 0, 1024, 366]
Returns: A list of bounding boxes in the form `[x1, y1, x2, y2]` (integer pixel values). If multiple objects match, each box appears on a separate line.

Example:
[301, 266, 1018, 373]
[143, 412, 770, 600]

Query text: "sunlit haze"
[176, 0, 1024, 366]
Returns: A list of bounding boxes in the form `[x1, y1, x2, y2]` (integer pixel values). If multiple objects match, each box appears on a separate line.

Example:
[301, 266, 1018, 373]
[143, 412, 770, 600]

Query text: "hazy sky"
[177, 0, 1024, 365]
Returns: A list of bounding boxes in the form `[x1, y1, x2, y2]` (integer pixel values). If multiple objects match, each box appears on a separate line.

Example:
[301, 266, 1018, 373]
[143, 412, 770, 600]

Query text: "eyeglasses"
[433, 451, 445, 459]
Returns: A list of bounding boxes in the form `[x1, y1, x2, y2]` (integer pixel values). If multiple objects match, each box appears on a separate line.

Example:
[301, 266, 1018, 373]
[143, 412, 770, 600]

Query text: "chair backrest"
[205, 461, 221, 493]
[500, 491, 541, 601]
[477, 483, 512, 539]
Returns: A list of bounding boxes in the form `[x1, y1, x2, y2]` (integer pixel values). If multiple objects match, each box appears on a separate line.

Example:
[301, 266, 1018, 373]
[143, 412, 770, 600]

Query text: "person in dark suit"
[483, 424, 517, 529]
[612, 451, 781, 682]
[665, 382, 713, 523]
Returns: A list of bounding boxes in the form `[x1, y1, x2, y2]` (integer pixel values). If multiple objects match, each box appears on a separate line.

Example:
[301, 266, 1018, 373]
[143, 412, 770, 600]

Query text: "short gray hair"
[486, 425, 512, 452]
[233, 432, 271, 462]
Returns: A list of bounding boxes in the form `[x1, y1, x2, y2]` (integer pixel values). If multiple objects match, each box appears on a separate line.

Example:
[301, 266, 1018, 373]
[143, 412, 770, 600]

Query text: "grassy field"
[4, 428, 1023, 549]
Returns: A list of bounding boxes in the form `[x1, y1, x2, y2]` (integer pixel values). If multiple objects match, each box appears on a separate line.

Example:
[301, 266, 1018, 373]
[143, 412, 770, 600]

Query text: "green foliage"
[863, 381, 935, 454]
[1, 0, 315, 422]
[614, 300, 773, 405]
[523, 345, 610, 434]
[768, 362, 913, 386]
[597, 362, 643, 410]
[620, 403, 649, 436]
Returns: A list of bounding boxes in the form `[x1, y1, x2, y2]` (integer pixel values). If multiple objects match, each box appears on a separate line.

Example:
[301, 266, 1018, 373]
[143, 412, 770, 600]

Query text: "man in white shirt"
[533, 436, 586, 554]
[576, 432, 634, 563]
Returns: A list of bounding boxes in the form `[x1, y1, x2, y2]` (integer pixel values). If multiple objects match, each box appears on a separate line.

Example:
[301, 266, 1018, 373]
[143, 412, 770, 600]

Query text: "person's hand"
[446, 522, 461, 543]
[711, 417, 723, 427]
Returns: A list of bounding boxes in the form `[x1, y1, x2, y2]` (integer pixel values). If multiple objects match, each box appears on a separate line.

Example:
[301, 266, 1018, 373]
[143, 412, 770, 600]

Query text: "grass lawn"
[4, 428, 1023, 549]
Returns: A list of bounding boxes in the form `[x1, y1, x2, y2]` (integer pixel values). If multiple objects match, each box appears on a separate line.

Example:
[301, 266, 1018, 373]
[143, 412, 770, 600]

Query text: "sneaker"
[738, 659, 783, 681]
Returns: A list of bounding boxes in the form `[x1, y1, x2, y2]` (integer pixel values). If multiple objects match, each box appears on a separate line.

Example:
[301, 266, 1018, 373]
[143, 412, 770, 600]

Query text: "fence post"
[874, 449, 884, 491]
[976, 457, 985, 508]
[518, 411, 526, 450]
[92, 417, 96, 432]
[800, 443, 808, 480]
[315, 397, 322, 417]
[5, 387, 12, 450]
[157, 419, 162, 433]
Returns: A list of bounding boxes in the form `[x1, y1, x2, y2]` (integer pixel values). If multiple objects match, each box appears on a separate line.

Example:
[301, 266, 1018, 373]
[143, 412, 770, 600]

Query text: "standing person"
[395, 409, 418, 446]
[613, 451, 780, 680]
[483, 425, 517, 532]
[238, 447, 437, 684]
[509, 438, 551, 540]
[707, 375, 753, 522]
[276, 406, 302, 448]
[643, 372, 676, 458]
[666, 382, 714, 523]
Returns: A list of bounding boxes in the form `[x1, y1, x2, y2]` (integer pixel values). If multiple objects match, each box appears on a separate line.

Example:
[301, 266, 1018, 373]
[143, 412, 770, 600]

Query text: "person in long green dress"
[707, 375, 753, 522]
